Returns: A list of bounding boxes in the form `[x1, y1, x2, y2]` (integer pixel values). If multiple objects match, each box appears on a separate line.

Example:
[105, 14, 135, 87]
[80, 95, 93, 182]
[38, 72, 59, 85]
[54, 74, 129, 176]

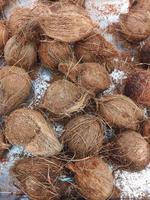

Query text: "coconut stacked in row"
[0, 0, 150, 200]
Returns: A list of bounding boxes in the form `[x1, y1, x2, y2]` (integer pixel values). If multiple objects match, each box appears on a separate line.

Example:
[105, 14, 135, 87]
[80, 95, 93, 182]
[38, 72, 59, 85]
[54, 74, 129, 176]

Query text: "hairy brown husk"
[124, 69, 150, 107]
[139, 37, 150, 64]
[98, 94, 144, 130]
[5, 108, 62, 156]
[61, 114, 104, 158]
[0, 66, 31, 116]
[40, 79, 90, 117]
[109, 130, 150, 171]
[59, 62, 111, 92]
[0, 21, 8, 49]
[0, 0, 8, 10]
[67, 157, 113, 200]
[143, 120, 150, 144]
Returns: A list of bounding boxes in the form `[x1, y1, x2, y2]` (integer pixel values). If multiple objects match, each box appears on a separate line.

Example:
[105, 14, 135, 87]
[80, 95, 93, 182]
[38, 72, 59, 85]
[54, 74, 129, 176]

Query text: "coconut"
[119, 10, 150, 42]
[4, 36, 37, 71]
[124, 69, 150, 107]
[61, 114, 104, 158]
[39, 39, 72, 70]
[74, 31, 118, 63]
[59, 62, 111, 93]
[0, 66, 31, 116]
[98, 94, 144, 130]
[67, 157, 114, 200]
[0, 21, 8, 50]
[109, 130, 150, 171]
[39, 6, 95, 42]
[40, 79, 90, 117]
[4, 108, 62, 156]
[139, 37, 150, 64]
[143, 120, 150, 143]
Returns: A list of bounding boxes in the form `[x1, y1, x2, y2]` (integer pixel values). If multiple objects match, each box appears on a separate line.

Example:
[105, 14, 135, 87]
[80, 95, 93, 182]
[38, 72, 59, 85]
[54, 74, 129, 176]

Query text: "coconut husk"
[61, 0, 85, 7]
[11, 157, 69, 200]
[40, 79, 90, 118]
[130, 0, 150, 11]
[67, 157, 114, 200]
[0, 20, 8, 49]
[0, 66, 31, 116]
[97, 94, 144, 130]
[38, 5, 95, 42]
[119, 9, 150, 42]
[4, 36, 37, 71]
[39, 39, 73, 70]
[139, 37, 150, 65]
[109, 130, 150, 171]
[4, 108, 63, 156]
[0, 0, 8, 11]
[74, 31, 118, 63]
[0, 130, 10, 155]
[61, 114, 104, 158]
[124, 69, 150, 107]
[59, 62, 111, 93]
[142, 120, 150, 143]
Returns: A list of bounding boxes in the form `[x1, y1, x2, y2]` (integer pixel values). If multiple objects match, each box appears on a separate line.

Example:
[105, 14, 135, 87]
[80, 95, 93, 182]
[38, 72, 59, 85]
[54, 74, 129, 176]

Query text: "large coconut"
[0, 66, 31, 116]
[143, 120, 150, 144]
[4, 108, 62, 156]
[61, 114, 104, 158]
[0, 21, 8, 50]
[40, 79, 90, 117]
[39, 39, 72, 70]
[67, 157, 114, 200]
[4, 36, 37, 71]
[109, 130, 150, 171]
[59, 62, 111, 93]
[124, 69, 150, 107]
[74, 31, 118, 63]
[97, 94, 144, 130]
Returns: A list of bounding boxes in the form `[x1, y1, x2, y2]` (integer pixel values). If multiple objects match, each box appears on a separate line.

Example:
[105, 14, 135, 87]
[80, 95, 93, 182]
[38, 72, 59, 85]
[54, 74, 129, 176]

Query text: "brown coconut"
[139, 37, 150, 64]
[4, 36, 37, 70]
[74, 31, 118, 63]
[0, 66, 31, 116]
[110, 130, 150, 171]
[61, 114, 104, 158]
[39, 39, 72, 70]
[124, 69, 150, 107]
[40, 79, 90, 117]
[143, 120, 150, 143]
[119, 10, 150, 42]
[59, 62, 111, 93]
[11, 157, 67, 200]
[67, 157, 114, 200]
[98, 94, 144, 130]
[5, 108, 62, 156]
[0, 21, 8, 50]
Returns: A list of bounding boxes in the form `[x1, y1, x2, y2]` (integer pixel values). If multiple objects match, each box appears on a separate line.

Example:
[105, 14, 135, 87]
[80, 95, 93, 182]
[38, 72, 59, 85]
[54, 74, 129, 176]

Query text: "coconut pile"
[0, 0, 150, 200]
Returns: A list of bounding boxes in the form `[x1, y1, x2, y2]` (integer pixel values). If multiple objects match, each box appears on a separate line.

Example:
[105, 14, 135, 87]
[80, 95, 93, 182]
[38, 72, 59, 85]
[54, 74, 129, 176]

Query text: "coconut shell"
[139, 37, 150, 64]
[59, 62, 111, 92]
[39, 39, 72, 70]
[40, 79, 90, 117]
[0, 66, 31, 116]
[74, 31, 118, 63]
[124, 69, 150, 107]
[143, 120, 150, 143]
[39, 6, 95, 42]
[0, 21, 8, 49]
[4, 36, 37, 71]
[61, 114, 104, 158]
[110, 130, 150, 171]
[5, 108, 62, 156]
[119, 10, 150, 42]
[67, 157, 114, 200]
[98, 94, 144, 130]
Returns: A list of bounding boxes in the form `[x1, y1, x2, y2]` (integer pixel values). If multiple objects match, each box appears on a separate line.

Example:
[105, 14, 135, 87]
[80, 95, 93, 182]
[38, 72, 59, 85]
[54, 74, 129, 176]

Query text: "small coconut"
[5, 108, 62, 156]
[139, 37, 150, 64]
[61, 114, 104, 158]
[67, 157, 114, 200]
[119, 10, 150, 42]
[109, 130, 150, 171]
[0, 66, 31, 116]
[40, 79, 90, 117]
[59, 62, 111, 93]
[39, 39, 72, 70]
[4, 35, 37, 70]
[74, 31, 118, 63]
[98, 94, 144, 130]
[124, 69, 150, 107]
[143, 120, 150, 143]
[0, 21, 8, 50]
